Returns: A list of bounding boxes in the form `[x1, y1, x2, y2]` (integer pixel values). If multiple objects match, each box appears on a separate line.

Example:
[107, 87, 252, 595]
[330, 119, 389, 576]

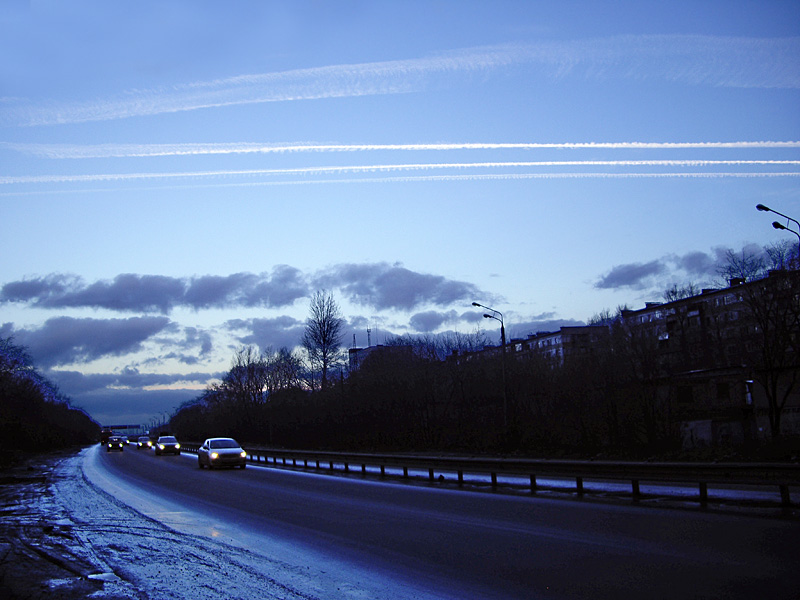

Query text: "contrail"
[2, 160, 799, 185]
[2, 171, 799, 197]
[3, 35, 798, 126]
[3, 140, 800, 159]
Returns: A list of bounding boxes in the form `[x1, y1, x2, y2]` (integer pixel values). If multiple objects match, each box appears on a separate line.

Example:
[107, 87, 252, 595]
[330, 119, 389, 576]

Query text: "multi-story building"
[460, 269, 799, 446]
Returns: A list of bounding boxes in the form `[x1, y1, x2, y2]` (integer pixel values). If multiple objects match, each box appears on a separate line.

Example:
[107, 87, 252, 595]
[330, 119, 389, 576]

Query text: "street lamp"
[472, 301, 508, 430]
[757, 204, 800, 265]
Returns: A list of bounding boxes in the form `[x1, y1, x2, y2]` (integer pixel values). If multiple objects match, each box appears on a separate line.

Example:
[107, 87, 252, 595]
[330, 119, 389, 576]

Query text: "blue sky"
[2, 0, 799, 427]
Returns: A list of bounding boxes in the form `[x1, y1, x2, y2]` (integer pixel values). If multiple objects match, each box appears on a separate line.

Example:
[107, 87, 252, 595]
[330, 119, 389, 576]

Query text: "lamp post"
[472, 301, 508, 430]
[757, 204, 800, 264]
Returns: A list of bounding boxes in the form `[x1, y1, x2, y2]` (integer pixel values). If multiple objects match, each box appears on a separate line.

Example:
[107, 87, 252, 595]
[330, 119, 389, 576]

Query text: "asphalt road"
[97, 446, 800, 600]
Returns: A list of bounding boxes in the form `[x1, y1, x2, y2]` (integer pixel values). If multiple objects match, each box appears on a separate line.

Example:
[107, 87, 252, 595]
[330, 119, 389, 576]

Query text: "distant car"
[198, 438, 247, 469]
[155, 436, 181, 456]
[137, 436, 152, 449]
[106, 436, 124, 452]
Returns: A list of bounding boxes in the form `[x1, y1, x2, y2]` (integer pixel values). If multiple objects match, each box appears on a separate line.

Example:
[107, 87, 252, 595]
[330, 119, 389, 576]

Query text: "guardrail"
[179, 443, 800, 507]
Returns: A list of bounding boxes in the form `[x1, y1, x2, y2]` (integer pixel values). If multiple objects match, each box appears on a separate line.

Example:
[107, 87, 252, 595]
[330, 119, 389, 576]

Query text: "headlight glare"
[175, 443, 180, 449]
[158, 444, 165, 450]
[240, 451, 247, 458]
[210, 452, 219, 460]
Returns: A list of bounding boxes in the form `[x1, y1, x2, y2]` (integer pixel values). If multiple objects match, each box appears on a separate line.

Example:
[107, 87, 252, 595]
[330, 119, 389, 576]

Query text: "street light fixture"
[473, 301, 508, 430]
[757, 204, 800, 265]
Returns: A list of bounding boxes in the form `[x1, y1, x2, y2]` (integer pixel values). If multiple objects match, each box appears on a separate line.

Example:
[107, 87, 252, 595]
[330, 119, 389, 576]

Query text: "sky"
[1, 0, 799, 427]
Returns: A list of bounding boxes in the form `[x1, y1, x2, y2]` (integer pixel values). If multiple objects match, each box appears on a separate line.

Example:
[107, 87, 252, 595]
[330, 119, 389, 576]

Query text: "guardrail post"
[428, 468, 434, 481]
[491, 472, 498, 488]
[779, 484, 791, 507]
[530, 475, 537, 493]
[361, 464, 366, 476]
[380, 465, 385, 478]
[632, 479, 640, 499]
[344, 462, 350, 473]
[699, 482, 708, 504]
[403, 466, 409, 478]
[576, 477, 584, 495]
[458, 470, 464, 486]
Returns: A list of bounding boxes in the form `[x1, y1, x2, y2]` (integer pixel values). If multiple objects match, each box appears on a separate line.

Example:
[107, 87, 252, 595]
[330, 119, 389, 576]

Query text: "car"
[198, 437, 247, 469]
[106, 436, 124, 452]
[155, 436, 181, 456]
[136, 435, 152, 449]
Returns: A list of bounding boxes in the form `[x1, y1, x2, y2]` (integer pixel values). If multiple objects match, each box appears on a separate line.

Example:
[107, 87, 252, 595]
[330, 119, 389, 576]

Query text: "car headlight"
[175, 443, 180, 449]
[210, 452, 219, 460]
[158, 444, 165, 450]
[240, 451, 247, 458]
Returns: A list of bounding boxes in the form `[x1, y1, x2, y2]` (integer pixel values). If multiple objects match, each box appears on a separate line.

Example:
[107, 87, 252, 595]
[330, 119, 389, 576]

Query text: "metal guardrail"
[179, 443, 800, 507]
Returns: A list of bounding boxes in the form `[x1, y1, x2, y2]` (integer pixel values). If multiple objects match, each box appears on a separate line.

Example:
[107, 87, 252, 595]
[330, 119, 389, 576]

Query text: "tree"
[716, 247, 765, 284]
[737, 270, 800, 438]
[302, 291, 345, 392]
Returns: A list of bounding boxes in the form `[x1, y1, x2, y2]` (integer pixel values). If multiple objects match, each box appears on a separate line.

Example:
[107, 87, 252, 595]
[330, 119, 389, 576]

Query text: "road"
[96, 445, 800, 600]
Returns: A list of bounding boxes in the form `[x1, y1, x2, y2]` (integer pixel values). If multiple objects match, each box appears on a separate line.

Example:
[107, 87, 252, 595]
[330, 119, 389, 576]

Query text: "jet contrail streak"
[2, 160, 799, 185]
[4, 140, 799, 159]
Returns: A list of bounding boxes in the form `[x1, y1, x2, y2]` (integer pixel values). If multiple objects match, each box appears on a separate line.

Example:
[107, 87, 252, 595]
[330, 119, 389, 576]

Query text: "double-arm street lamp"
[756, 204, 800, 264]
[472, 301, 508, 430]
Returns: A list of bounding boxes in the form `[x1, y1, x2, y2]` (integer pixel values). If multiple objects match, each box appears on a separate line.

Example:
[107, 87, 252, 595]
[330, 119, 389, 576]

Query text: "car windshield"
[210, 439, 239, 449]
[159, 437, 177, 443]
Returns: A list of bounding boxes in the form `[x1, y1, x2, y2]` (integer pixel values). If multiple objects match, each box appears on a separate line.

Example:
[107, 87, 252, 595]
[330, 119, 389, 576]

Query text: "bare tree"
[663, 282, 701, 303]
[302, 291, 345, 392]
[764, 239, 799, 271]
[716, 248, 765, 284]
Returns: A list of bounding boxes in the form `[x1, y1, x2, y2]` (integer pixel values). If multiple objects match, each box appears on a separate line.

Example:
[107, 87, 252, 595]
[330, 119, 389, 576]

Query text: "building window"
[677, 385, 693, 406]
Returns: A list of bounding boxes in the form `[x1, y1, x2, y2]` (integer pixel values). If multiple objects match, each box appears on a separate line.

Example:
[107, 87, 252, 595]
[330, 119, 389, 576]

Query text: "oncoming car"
[198, 438, 247, 469]
[137, 436, 152, 449]
[155, 436, 181, 456]
[106, 436, 124, 452]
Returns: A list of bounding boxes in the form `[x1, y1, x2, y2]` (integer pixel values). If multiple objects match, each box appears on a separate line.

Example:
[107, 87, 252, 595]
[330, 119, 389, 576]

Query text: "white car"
[198, 438, 247, 469]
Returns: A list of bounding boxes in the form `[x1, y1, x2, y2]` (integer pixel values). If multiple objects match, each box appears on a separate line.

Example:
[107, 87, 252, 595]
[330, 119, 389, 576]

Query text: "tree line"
[0, 337, 99, 466]
[170, 246, 798, 459]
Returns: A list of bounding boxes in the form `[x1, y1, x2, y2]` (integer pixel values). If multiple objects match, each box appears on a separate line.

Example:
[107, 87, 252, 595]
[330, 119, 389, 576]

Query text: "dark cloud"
[224, 316, 304, 351]
[183, 273, 257, 309]
[1, 268, 310, 313]
[316, 263, 483, 310]
[69, 387, 200, 429]
[595, 260, 667, 290]
[9, 316, 171, 367]
[49, 367, 219, 395]
[0, 273, 79, 303]
[2, 264, 483, 314]
[673, 251, 716, 276]
[409, 310, 460, 332]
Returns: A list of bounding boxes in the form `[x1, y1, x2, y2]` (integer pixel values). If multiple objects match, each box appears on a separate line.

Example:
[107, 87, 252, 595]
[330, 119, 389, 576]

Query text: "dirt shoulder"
[0, 448, 138, 599]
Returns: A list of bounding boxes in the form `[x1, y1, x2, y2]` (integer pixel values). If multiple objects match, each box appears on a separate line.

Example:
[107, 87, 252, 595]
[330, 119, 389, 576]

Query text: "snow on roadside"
[50, 446, 448, 600]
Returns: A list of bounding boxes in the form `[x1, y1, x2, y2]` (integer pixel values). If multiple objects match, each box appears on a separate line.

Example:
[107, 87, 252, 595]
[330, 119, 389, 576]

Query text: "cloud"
[1, 268, 309, 313]
[9, 316, 172, 367]
[409, 310, 460, 333]
[224, 316, 304, 352]
[1, 264, 486, 316]
[67, 387, 200, 429]
[4, 35, 797, 126]
[315, 263, 484, 311]
[594, 243, 776, 294]
[49, 367, 218, 395]
[595, 260, 667, 290]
